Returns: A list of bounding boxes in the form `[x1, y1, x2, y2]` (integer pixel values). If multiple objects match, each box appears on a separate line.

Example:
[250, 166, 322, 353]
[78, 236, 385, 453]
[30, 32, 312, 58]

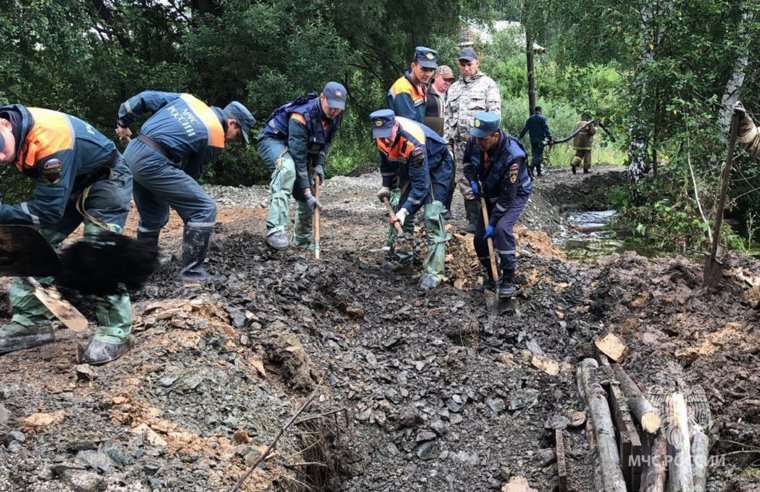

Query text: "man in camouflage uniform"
[570, 112, 596, 174]
[444, 47, 501, 233]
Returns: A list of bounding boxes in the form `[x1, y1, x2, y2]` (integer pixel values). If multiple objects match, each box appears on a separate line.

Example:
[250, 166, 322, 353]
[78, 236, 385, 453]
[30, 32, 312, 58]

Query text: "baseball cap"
[471, 112, 500, 138]
[223, 101, 256, 144]
[414, 46, 439, 69]
[436, 65, 455, 81]
[458, 47, 477, 62]
[369, 109, 396, 139]
[323, 81, 347, 110]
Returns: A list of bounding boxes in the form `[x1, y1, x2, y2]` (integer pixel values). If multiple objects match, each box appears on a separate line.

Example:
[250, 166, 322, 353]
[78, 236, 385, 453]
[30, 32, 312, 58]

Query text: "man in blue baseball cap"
[463, 112, 532, 298]
[387, 46, 439, 123]
[371, 109, 453, 290]
[258, 82, 346, 251]
[115, 91, 254, 283]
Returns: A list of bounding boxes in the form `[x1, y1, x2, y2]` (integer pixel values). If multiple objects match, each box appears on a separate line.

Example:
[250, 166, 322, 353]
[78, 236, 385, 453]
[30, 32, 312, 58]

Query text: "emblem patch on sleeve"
[509, 162, 518, 184]
[412, 146, 425, 167]
[41, 159, 62, 184]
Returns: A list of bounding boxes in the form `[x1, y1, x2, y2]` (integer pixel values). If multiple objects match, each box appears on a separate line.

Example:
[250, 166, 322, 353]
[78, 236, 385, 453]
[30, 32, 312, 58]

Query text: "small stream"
[555, 209, 626, 259]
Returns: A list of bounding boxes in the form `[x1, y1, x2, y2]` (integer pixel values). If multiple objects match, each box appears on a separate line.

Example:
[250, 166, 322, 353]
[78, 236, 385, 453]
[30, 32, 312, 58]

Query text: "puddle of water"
[556, 209, 622, 258]
[556, 208, 662, 259]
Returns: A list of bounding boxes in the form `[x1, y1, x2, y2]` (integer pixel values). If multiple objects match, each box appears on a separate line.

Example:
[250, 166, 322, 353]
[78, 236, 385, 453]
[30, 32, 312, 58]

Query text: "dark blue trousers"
[473, 193, 530, 273]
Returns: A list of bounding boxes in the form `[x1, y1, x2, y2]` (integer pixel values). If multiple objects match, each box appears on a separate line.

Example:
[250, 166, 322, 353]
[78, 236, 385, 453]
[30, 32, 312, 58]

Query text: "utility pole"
[525, 24, 535, 115]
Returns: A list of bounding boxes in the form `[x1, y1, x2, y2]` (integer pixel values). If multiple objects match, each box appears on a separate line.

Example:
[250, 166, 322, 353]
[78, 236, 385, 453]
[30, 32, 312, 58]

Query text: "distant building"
[459, 21, 546, 52]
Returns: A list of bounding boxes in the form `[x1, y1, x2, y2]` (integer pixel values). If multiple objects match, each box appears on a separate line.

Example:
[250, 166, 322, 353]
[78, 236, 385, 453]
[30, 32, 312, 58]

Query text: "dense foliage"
[0, 0, 758, 249]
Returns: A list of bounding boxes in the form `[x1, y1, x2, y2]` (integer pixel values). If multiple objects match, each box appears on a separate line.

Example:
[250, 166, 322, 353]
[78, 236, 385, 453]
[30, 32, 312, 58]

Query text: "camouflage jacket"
[444, 72, 501, 144]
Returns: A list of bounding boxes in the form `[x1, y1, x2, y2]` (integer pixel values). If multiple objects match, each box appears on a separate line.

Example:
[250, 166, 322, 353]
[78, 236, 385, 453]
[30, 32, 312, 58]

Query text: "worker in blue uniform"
[518, 105, 553, 177]
[371, 109, 453, 289]
[464, 112, 532, 298]
[115, 91, 254, 281]
[387, 47, 439, 123]
[258, 82, 346, 250]
[0, 103, 134, 364]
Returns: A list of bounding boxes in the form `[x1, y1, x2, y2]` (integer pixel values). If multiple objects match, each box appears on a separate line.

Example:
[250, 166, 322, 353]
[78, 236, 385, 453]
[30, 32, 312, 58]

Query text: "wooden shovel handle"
[382, 197, 403, 233]
[480, 196, 500, 284]
[313, 176, 321, 259]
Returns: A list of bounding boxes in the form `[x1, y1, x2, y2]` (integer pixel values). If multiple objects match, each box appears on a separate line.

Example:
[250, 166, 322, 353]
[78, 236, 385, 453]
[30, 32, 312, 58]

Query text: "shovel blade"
[0, 225, 61, 277]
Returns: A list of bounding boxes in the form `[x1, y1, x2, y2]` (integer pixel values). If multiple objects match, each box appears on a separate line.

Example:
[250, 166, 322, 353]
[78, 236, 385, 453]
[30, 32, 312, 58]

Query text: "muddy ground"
[0, 165, 758, 491]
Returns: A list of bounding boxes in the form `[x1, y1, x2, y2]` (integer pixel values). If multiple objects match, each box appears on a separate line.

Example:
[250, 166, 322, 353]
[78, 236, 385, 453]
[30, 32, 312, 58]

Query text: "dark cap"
[471, 112, 500, 138]
[223, 101, 256, 144]
[323, 81, 347, 110]
[414, 46, 439, 69]
[458, 47, 477, 62]
[534, 105, 543, 112]
[369, 109, 396, 139]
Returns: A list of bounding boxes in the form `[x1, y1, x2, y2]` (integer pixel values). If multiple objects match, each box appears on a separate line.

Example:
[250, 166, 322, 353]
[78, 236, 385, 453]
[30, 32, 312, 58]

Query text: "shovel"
[382, 197, 403, 235]
[0, 225, 88, 332]
[480, 196, 504, 314]
[704, 113, 739, 286]
[314, 176, 321, 259]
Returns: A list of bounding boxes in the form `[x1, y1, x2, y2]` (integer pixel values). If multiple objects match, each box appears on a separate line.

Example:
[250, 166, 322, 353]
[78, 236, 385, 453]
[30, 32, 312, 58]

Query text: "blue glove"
[303, 191, 322, 211]
[470, 181, 481, 199]
[314, 165, 325, 184]
[484, 224, 495, 240]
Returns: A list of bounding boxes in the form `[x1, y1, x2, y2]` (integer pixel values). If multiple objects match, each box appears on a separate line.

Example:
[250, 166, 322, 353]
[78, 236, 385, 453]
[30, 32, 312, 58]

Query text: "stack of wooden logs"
[572, 333, 712, 491]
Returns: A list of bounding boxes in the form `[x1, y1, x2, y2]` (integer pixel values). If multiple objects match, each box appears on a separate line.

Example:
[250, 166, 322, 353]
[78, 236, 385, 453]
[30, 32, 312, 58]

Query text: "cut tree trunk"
[612, 364, 662, 433]
[641, 433, 667, 492]
[577, 358, 627, 492]
[691, 424, 710, 492]
[665, 393, 693, 492]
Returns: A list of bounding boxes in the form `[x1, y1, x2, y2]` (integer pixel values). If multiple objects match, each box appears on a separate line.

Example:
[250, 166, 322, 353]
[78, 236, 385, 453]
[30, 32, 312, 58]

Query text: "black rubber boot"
[473, 261, 497, 292]
[0, 323, 55, 354]
[78, 338, 130, 365]
[137, 229, 160, 249]
[180, 225, 216, 281]
[498, 269, 517, 298]
[463, 199, 480, 234]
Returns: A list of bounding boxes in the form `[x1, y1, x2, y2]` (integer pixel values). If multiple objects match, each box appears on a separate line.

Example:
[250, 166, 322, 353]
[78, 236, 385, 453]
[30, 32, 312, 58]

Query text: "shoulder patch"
[412, 146, 425, 167]
[40, 158, 62, 184]
[509, 162, 518, 183]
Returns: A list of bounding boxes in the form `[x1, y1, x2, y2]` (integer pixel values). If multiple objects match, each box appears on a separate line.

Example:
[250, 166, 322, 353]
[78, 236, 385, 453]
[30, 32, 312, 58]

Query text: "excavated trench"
[0, 167, 758, 491]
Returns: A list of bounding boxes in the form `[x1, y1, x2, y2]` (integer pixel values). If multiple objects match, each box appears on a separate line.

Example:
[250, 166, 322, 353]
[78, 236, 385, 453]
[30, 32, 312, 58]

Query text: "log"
[612, 364, 662, 433]
[665, 393, 693, 492]
[597, 354, 643, 490]
[691, 424, 710, 492]
[577, 358, 627, 492]
[641, 433, 667, 492]
[555, 429, 568, 492]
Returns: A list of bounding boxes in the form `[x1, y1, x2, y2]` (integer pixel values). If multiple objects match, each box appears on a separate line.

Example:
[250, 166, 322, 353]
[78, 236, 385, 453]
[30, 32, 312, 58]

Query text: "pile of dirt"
[0, 166, 758, 491]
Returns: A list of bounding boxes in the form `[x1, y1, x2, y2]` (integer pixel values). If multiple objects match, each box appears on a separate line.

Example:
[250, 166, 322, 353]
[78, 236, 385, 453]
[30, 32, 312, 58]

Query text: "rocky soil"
[0, 165, 758, 491]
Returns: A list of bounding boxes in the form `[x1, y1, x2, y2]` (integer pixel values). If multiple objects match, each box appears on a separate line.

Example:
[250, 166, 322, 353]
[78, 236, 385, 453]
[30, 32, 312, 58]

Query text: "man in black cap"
[388, 46, 439, 123]
[519, 105, 553, 177]
[258, 82, 346, 251]
[115, 91, 254, 282]
[444, 47, 501, 233]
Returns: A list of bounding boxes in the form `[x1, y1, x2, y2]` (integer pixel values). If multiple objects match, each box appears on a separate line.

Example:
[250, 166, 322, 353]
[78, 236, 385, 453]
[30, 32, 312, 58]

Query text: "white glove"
[395, 208, 409, 226]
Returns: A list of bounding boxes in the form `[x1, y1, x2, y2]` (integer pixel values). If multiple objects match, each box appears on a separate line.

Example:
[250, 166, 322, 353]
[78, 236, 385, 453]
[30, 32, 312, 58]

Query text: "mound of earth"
[0, 166, 757, 491]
